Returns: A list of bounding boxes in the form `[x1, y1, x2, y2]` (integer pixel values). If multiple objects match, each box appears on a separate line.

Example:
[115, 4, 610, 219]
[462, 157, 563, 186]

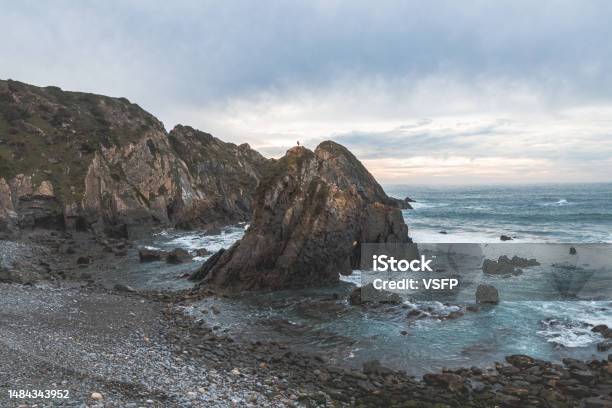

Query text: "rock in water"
[349, 283, 402, 305]
[166, 248, 191, 264]
[476, 284, 499, 304]
[139, 248, 166, 262]
[195, 141, 410, 291]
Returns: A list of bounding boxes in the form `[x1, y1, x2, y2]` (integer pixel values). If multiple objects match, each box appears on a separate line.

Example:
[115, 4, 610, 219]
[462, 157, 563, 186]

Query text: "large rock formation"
[193, 141, 410, 291]
[167, 125, 269, 229]
[0, 79, 269, 237]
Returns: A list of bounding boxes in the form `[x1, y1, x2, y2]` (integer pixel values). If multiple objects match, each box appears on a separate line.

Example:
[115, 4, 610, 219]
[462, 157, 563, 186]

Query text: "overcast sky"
[2, 0, 612, 184]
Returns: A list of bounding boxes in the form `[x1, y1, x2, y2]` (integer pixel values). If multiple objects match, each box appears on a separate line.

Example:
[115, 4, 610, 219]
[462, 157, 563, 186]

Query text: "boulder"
[194, 141, 409, 291]
[166, 248, 192, 264]
[500, 235, 513, 241]
[194, 248, 210, 257]
[475, 284, 499, 304]
[139, 248, 166, 262]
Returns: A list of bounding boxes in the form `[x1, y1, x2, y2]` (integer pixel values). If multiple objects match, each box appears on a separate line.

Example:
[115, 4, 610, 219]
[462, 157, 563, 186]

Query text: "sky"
[1, 0, 612, 184]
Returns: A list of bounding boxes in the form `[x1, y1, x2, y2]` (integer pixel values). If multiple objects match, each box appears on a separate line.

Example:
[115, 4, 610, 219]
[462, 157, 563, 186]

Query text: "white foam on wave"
[149, 225, 246, 253]
[409, 202, 448, 210]
[537, 320, 601, 348]
[534, 301, 612, 348]
[340, 270, 363, 287]
[543, 199, 570, 206]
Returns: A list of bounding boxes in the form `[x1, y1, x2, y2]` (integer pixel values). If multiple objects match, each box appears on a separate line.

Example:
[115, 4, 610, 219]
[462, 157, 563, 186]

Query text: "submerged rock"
[139, 248, 166, 262]
[194, 141, 410, 291]
[167, 248, 191, 264]
[349, 283, 402, 305]
[194, 248, 210, 257]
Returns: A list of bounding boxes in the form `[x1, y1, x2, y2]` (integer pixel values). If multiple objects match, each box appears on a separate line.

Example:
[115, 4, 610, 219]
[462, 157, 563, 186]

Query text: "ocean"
[386, 183, 612, 244]
[126, 183, 612, 375]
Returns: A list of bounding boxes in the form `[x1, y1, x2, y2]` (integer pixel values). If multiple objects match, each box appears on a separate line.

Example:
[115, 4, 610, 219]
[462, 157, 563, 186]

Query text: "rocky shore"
[2, 232, 612, 408]
[2, 80, 611, 407]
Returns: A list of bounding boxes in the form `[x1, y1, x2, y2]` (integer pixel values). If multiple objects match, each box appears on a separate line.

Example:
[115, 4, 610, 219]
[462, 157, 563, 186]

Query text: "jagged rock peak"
[193, 140, 410, 291]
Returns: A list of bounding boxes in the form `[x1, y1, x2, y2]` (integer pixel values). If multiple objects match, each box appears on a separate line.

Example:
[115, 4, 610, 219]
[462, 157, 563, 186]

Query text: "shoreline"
[1, 231, 611, 406]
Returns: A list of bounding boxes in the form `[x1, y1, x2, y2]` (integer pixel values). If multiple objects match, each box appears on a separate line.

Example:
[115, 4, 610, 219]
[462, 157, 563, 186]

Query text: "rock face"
[194, 141, 410, 291]
[167, 125, 269, 229]
[0, 79, 269, 237]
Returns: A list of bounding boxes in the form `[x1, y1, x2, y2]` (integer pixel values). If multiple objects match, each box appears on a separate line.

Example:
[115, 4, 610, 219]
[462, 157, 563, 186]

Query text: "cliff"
[193, 141, 410, 291]
[0, 79, 269, 237]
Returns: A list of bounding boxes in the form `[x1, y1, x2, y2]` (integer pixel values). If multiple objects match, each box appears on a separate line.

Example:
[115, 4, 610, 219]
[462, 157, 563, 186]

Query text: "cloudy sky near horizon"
[2, 0, 612, 184]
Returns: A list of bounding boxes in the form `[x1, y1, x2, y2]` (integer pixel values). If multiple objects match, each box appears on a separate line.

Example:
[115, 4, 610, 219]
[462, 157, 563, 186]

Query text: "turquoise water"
[174, 183, 612, 374]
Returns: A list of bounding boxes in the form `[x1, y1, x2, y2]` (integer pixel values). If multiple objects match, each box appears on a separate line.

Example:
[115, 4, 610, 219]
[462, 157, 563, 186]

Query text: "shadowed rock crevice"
[194, 141, 410, 291]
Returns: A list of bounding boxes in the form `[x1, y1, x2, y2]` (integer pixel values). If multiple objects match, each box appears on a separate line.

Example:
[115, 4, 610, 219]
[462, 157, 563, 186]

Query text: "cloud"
[1, 1, 612, 183]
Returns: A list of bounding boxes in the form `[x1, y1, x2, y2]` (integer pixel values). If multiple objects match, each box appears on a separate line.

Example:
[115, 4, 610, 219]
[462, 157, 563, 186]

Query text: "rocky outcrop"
[194, 141, 410, 291]
[482, 255, 540, 276]
[0, 79, 269, 236]
[167, 125, 269, 229]
[390, 196, 415, 210]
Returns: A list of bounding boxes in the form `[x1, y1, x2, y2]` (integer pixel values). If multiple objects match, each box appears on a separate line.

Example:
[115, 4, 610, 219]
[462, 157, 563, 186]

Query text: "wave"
[537, 318, 601, 348]
[542, 199, 570, 206]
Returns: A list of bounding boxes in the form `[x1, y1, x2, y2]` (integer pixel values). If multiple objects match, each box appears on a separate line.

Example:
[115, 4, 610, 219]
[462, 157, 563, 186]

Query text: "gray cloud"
[1, 0, 612, 183]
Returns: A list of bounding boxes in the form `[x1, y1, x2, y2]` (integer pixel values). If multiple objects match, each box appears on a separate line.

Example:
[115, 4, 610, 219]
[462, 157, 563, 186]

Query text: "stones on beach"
[362, 360, 392, 375]
[113, 284, 136, 293]
[76, 256, 90, 265]
[506, 355, 536, 369]
[167, 248, 192, 264]
[423, 373, 465, 392]
[90, 392, 103, 401]
[475, 284, 499, 304]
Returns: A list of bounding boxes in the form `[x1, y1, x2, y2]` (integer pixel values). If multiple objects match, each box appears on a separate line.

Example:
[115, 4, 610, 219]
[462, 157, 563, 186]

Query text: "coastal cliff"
[0, 79, 269, 237]
[193, 141, 410, 291]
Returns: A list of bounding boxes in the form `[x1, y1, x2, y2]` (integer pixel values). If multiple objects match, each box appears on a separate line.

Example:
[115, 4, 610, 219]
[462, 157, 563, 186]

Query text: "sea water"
[163, 183, 612, 374]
